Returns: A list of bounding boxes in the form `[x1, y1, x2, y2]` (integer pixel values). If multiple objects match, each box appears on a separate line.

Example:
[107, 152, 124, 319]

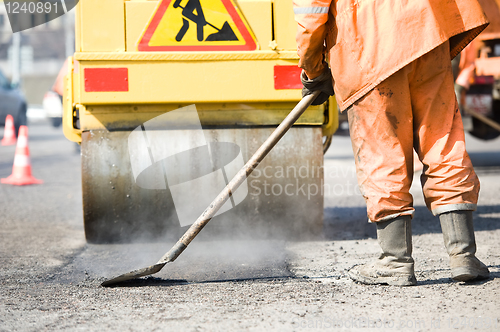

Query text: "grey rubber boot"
[348, 215, 417, 286]
[439, 211, 489, 281]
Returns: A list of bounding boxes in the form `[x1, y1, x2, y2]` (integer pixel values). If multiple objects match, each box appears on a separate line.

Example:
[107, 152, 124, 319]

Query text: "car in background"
[43, 90, 63, 127]
[0, 69, 27, 135]
[43, 59, 67, 128]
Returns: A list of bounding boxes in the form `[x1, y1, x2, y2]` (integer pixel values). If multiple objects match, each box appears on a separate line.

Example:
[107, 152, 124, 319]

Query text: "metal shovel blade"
[101, 262, 166, 287]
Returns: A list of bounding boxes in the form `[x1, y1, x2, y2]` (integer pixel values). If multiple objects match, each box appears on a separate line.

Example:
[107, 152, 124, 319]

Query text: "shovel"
[101, 91, 321, 287]
[173, 0, 238, 42]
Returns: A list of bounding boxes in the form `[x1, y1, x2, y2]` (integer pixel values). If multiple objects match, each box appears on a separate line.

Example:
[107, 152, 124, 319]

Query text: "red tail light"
[274, 65, 302, 90]
[84, 68, 129, 92]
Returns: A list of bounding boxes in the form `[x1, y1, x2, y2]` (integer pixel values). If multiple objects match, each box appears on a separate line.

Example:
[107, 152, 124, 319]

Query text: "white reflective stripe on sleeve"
[293, 7, 329, 14]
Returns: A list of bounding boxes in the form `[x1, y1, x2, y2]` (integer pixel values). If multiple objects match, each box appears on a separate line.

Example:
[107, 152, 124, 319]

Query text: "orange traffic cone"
[1, 114, 17, 146]
[1, 126, 43, 185]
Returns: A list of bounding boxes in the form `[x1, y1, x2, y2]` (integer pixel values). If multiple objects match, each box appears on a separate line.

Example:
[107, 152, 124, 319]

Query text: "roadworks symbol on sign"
[138, 0, 257, 51]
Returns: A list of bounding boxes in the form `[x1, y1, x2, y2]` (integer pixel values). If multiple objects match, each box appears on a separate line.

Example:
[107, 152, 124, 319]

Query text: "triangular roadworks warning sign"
[138, 0, 257, 51]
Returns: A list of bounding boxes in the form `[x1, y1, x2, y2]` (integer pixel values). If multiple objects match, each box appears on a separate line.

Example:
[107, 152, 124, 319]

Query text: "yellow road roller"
[63, 0, 338, 243]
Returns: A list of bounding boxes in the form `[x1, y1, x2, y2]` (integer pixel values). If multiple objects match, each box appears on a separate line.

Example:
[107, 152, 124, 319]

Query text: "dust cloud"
[71, 237, 293, 286]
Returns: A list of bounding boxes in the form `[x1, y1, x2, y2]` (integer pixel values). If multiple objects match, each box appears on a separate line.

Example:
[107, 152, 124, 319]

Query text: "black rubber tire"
[51, 117, 62, 128]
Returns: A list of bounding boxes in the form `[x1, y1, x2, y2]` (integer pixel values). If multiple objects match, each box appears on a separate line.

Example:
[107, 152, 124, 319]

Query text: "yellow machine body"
[63, 0, 338, 243]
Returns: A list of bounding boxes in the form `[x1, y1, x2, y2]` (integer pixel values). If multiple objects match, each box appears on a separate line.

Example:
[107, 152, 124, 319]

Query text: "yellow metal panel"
[79, 103, 324, 131]
[62, 57, 82, 143]
[125, 1, 158, 52]
[80, 0, 126, 52]
[74, 51, 299, 61]
[272, 0, 297, 51]
[79, 59, 302, 104]
[236, 0, 272, 50]
[75, 0, 82, 52]
[73, 60, 81, 104]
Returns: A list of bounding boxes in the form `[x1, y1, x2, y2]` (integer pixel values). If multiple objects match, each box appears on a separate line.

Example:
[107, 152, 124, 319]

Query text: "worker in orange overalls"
[294, 0, 490, 285]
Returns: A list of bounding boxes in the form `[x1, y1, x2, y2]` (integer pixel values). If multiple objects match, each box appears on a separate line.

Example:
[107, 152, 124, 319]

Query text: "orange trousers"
[347, 41, 480, 222]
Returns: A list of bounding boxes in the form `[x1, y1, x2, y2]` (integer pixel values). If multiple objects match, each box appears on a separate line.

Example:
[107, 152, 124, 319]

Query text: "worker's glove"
[301, 67, 334, 106]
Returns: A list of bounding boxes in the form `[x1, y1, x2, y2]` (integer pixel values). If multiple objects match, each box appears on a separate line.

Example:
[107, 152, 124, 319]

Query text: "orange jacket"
[294, 0, 489, 111]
